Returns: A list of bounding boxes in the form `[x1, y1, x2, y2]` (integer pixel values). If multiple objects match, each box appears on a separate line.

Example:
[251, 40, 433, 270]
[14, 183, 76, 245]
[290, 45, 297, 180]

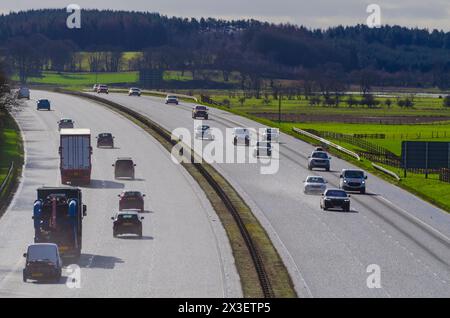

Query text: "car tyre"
[23, 270, 27, 282]
[360, 188, 366, 194]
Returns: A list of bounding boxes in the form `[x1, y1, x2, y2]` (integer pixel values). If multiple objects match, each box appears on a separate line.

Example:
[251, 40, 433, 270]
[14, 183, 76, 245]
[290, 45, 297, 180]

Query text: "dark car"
[58, 118, 74, 130]
[96, 133, 114, 148]
[320, 189, 351, 212]
[192, 105, 209, 119]
[23, 243, 62, 283]
[339, 169, 367, 194]
[119, 191, 145, 212]
[113, 157, 136, 179]
[37, 99, 51, 111]
[308, 151, 331, 171]
[112, 210, 144, 238]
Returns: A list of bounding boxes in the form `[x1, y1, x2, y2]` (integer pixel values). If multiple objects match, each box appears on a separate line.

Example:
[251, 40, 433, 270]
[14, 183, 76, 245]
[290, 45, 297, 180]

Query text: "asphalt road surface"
[96, 92, 450, 298]
[0, 91, 241, 297]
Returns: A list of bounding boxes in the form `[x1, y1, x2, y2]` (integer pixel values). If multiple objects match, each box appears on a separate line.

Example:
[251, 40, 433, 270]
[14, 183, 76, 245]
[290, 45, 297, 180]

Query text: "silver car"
[262, 128, 279, 143]
[254, 141, 272, 157]
[194, 125, 214, 140]
[303, 176, 327, 194]
[233, 127, 251, 146]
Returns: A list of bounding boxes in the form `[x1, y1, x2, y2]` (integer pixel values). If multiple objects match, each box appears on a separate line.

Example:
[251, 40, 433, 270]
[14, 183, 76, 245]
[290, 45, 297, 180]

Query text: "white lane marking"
[377, 196, 450, 244]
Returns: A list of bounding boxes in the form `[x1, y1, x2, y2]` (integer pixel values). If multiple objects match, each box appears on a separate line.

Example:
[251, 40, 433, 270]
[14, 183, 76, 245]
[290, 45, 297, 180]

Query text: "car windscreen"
[344, 170, 364, 178]
[195, 106, 206, 110]
[312, 152, 328, 159]
[326, 190, 347, 198]
[168, 96, 177, 99]
[124, 191, 141, 197]
[257, 142, 270, 147]
[307, 177, 325, 183]
[99, 133, 112, 138]
[27, 245, 57, 262]
[119, 214, 138, 220]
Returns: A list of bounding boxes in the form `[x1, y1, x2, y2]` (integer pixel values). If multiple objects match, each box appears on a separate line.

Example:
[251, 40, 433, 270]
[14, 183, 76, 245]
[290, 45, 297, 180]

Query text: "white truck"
[59, 129, 92, 185]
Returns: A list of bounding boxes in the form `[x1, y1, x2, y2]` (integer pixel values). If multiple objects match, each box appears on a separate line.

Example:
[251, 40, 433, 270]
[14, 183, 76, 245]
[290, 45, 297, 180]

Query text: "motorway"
[95, 92, 450, 298]
[0, 91, 242, 297]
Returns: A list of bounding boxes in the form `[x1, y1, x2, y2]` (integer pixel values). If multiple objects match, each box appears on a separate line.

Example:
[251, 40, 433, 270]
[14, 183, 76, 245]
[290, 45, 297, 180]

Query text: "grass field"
[207, 94, 450, 117]
[286, 122, 450, 155]
[14, 71, 139, 88]
[0, 111, 22, 185]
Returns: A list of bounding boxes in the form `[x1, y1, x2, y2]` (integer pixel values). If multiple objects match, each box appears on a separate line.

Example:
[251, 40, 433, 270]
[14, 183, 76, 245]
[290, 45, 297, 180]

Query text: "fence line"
[292, 127, 361, 160]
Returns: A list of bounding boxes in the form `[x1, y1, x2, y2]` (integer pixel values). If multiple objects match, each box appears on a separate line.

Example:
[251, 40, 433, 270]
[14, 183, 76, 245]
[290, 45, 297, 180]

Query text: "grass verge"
[0, 105, 24, 215]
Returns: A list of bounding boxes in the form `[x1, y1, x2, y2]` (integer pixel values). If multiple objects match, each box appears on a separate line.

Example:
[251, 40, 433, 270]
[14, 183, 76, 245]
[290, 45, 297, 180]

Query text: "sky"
[1, 0, 449, 31]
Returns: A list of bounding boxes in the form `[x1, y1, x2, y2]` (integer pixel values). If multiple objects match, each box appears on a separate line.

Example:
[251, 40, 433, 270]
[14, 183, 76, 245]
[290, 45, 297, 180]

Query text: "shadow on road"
[82, 179, 125, 189]
[116, 235, 153, 240]
[78, 254, 125, 269]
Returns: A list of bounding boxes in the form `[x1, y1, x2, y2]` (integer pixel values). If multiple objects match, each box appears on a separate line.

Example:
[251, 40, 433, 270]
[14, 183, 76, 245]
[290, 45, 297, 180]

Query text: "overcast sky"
[1, 0, 450, 31]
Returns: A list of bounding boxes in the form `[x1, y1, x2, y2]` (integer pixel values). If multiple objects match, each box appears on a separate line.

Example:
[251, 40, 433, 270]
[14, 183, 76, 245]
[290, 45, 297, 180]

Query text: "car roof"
[99, 132, 112, 135]
[27, 243, 58, 248]
[116, 157, 133, 160]
[306, 175, 325, 180]
[325, 188, 347, 193]
[342, 169, 364, 172]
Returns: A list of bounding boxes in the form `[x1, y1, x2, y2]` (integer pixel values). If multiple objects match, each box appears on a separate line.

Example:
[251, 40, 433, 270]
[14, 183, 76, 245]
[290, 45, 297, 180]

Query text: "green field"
[286, 122, 450, 155]
[207, 94, 450, 117]
[14, 71, 139, 88]
[0, 111, 22, 185]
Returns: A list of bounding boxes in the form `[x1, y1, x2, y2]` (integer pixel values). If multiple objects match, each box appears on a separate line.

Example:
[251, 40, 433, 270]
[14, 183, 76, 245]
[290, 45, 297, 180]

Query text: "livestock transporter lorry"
[33, 187, 87, 259]
[59, 129, 92, 185]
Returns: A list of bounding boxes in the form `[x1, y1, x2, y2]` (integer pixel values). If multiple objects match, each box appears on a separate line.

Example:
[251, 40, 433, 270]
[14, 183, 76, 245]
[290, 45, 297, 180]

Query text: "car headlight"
[361, 180, 365, 184]
[343, 180, 347, 183]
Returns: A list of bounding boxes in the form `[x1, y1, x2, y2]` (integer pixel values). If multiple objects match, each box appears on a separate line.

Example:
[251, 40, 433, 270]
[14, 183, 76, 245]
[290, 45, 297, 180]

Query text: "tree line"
[1, 9, 450, 89]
